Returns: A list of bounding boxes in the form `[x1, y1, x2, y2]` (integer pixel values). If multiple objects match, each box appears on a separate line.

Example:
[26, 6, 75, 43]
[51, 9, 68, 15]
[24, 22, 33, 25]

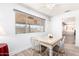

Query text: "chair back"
[31, 37, 41, 51]
[59, 36, 65, 49]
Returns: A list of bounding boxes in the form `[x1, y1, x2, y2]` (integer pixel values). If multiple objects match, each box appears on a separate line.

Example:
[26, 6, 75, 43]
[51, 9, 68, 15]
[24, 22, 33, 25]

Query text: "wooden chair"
[59, 36, 65, 49]
[31, 37, 48, 56]
[58, 36, 65, 56]
[31, 37, 41, 56]
[53, 36, 65, 56]
[53, 45, 60, 56]
[40, 45, 49, 56]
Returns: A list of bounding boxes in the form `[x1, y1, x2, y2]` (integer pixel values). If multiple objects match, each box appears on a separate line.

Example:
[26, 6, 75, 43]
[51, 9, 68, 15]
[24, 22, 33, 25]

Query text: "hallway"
[64, 33, 79, 56]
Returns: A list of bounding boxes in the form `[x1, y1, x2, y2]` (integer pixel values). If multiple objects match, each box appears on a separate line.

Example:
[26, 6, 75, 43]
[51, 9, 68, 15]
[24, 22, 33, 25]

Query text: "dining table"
[34, 37, 62, 56]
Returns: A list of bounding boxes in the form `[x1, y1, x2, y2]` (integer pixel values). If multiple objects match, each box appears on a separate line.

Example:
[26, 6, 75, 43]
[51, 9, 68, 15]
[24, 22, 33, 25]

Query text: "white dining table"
[34, 37, 62, 56]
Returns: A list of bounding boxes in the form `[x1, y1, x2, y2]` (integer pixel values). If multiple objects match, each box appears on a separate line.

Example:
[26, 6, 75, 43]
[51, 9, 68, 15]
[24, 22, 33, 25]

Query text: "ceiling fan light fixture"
[45, 4, 56, 9]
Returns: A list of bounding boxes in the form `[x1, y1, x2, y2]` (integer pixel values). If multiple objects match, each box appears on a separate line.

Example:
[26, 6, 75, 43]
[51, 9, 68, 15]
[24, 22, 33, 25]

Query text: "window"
[15, 9, 45, 34]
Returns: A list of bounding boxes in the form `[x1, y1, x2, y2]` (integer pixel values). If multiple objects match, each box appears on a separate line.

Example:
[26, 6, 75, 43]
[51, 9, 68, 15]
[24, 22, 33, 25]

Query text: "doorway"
[62, 16, 76, 45]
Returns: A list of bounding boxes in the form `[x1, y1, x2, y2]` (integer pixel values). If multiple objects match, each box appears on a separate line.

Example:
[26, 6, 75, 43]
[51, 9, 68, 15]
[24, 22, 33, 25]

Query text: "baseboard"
[9, 46, 32, 56]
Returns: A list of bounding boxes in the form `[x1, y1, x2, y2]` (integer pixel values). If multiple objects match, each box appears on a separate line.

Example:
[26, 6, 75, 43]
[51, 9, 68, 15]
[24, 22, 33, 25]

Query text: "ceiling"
[20, 3, 79, 17]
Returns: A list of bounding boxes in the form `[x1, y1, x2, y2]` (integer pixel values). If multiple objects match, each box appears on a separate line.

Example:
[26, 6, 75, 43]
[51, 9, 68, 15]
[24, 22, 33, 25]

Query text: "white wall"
[50, 16, 62, 39]
[0, 3, 49, 55]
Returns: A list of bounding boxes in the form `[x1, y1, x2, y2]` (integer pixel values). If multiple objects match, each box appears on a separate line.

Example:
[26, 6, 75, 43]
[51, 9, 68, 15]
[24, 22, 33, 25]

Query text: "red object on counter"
[0, 43, 9, 56]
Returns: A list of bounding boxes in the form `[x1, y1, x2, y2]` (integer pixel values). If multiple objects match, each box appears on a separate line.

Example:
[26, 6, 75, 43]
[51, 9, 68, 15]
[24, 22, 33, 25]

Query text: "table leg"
[49, 47, 53, 56]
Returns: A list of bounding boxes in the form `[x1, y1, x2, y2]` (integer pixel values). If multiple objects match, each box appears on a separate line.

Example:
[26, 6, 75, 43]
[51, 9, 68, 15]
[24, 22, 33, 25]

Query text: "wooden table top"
[34, 37, 61, 45]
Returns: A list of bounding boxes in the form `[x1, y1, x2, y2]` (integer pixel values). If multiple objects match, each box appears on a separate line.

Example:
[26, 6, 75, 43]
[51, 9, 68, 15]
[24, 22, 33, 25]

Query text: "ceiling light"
[45, 4, 56, 9]
[46, 3, 56, 9]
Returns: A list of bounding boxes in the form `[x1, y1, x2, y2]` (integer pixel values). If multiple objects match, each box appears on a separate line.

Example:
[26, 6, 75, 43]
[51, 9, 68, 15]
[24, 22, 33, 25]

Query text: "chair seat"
[40, 45, 49, 56]
[41, 45, 47, 52]
[53, 45, 59, 52]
